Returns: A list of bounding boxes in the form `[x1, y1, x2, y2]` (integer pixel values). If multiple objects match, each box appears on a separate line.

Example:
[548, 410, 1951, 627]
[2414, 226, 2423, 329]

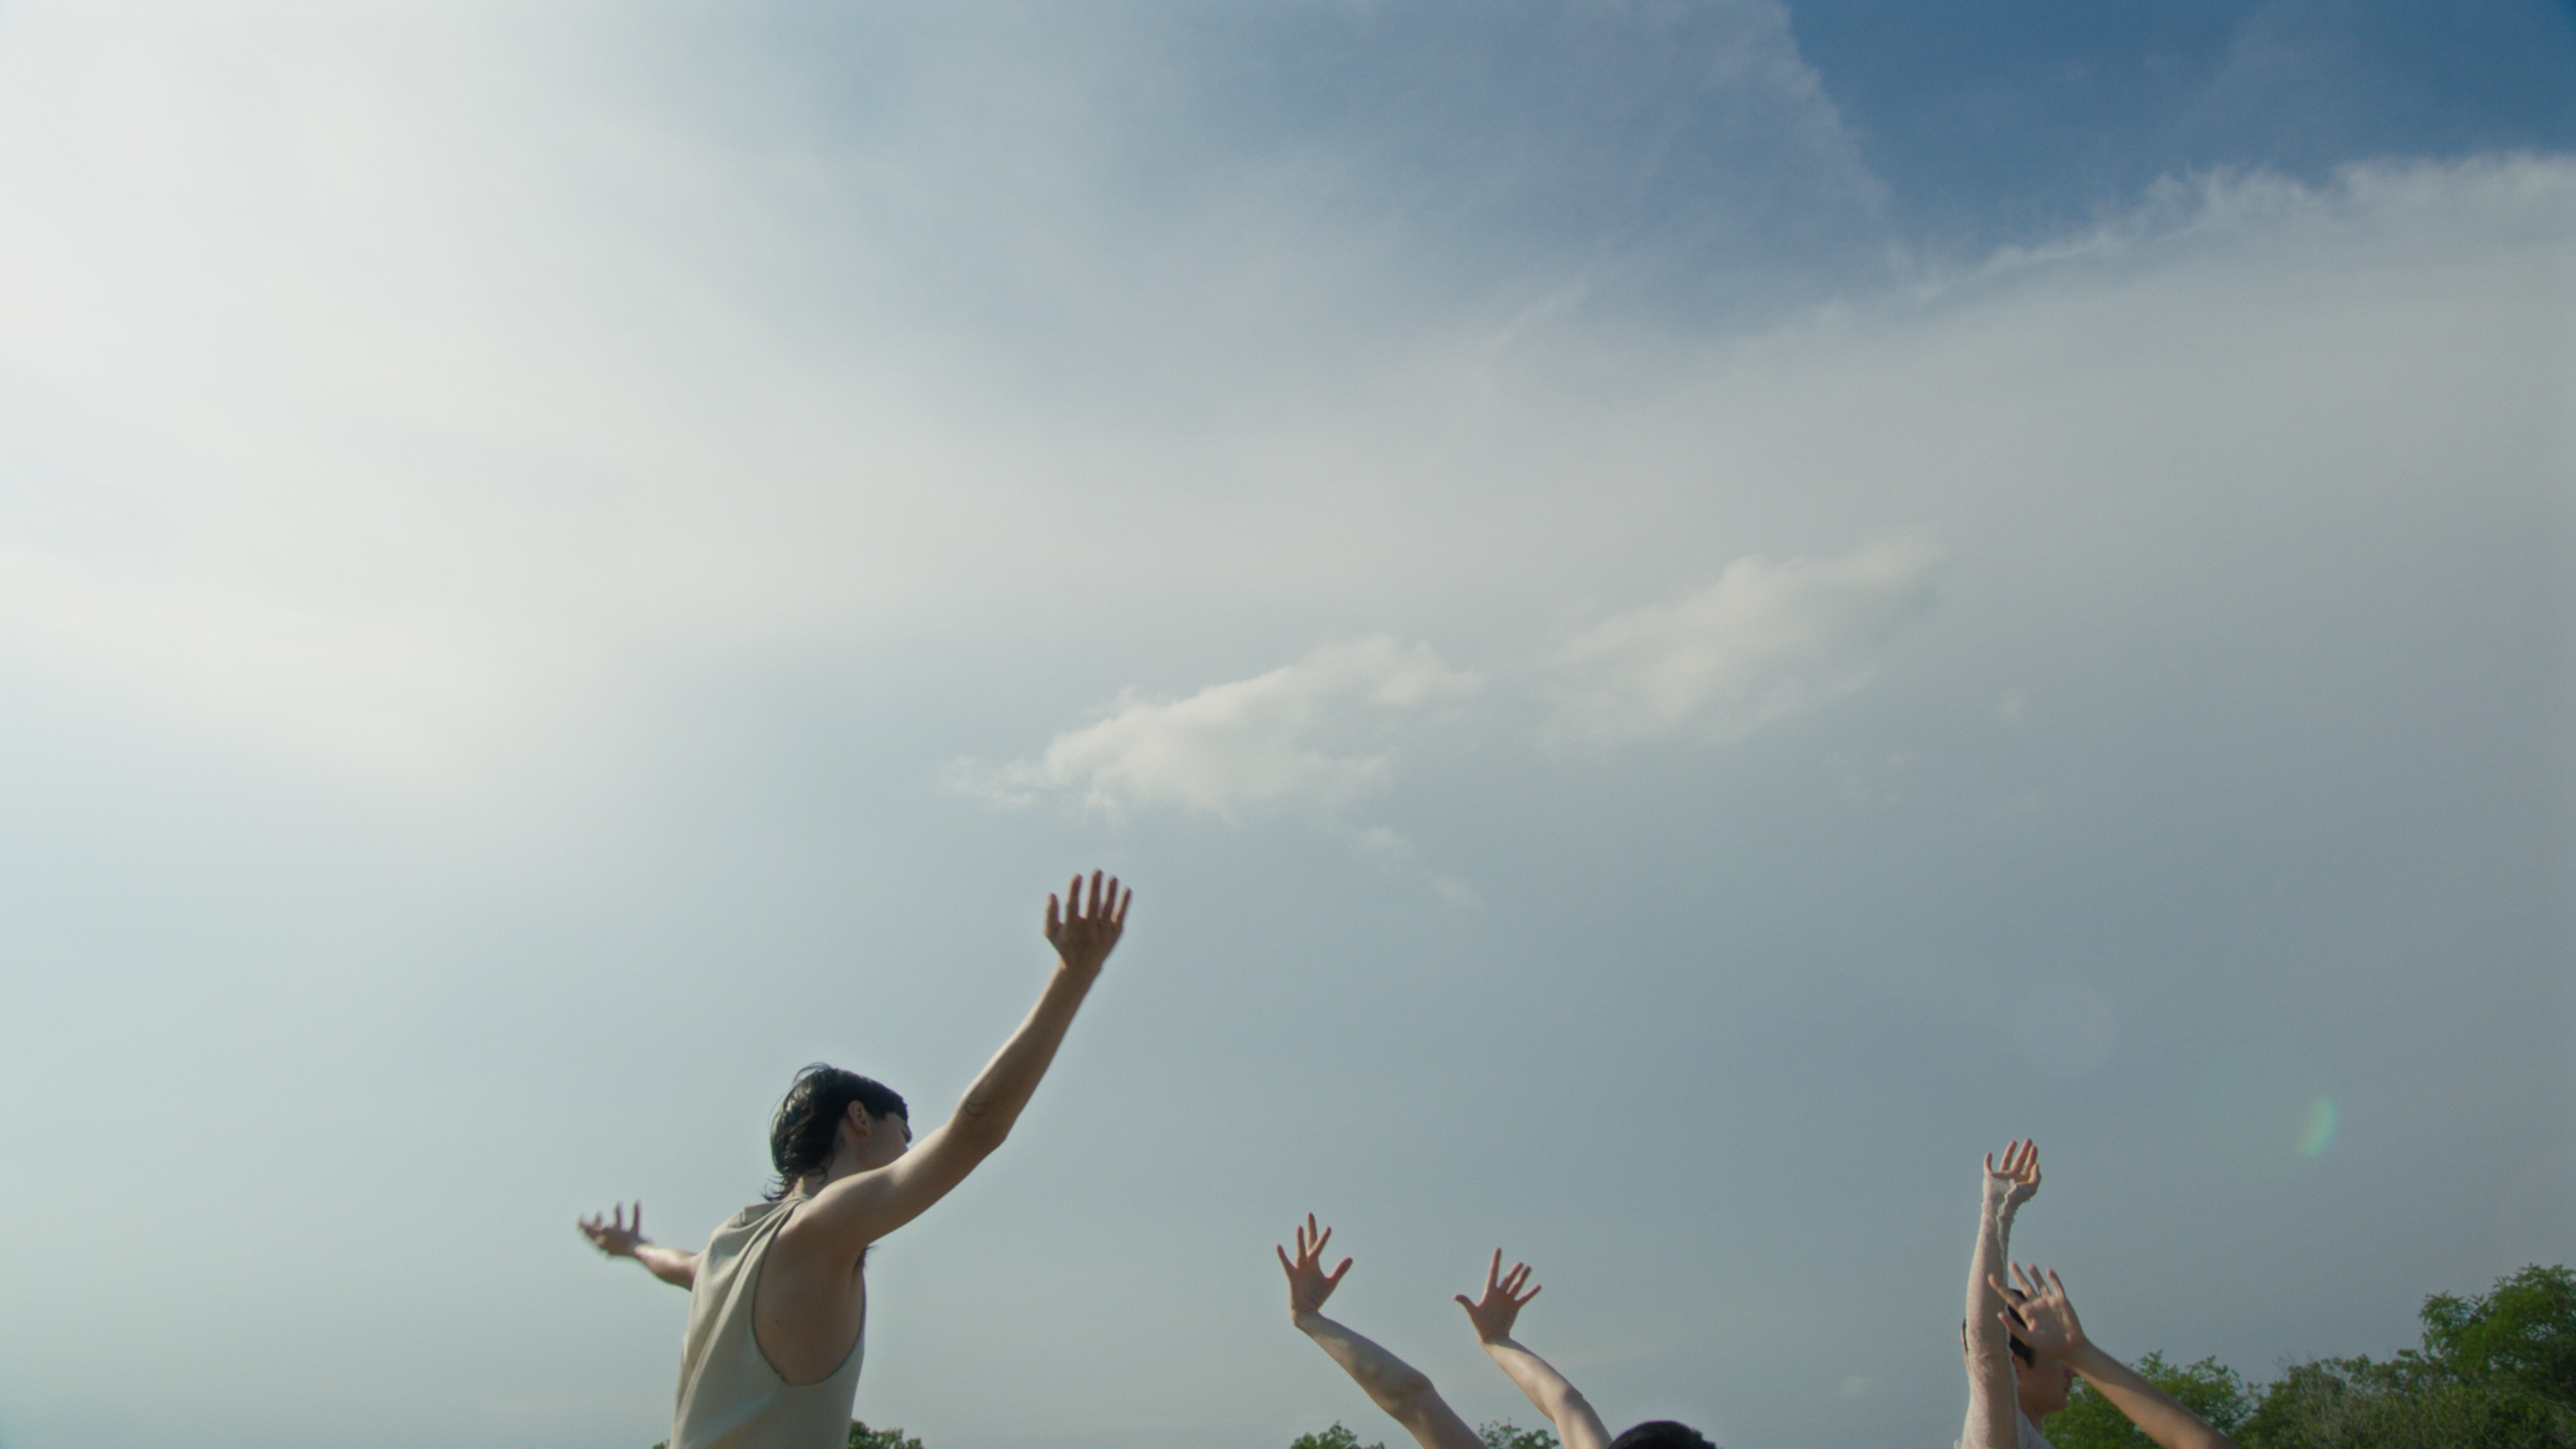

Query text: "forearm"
[2060, 1343, 2241, 1449]
[633, 1244, 698, 1289]
[949, 965, 1095, 1145]
[1965, 1192, 2018, 1354]
[1479, 1338, 1609, 1449]
[1296, 1312, 1445, 1424]
[1961, 1194, 2021, 1449]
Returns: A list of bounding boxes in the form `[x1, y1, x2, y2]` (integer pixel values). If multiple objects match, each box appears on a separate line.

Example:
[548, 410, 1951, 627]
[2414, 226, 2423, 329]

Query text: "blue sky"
[0, 5, 2567, 1449]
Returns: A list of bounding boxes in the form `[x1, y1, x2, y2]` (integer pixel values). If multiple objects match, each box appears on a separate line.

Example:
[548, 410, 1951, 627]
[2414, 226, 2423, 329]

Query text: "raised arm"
[789, 873, 1130, 1261]
[1458, 1250, 1612, 1449]
[1280, 1216, 1483, 1449]
[1962, 1140, 2041, 1449]
[578, 1201, 698, 1289]
[2001, 1265, 2243, 1449]
[1277, 1206, 1483, 1444]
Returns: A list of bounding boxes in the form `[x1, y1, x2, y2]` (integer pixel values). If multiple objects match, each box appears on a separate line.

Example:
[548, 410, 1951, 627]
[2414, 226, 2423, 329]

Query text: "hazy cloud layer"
[0, 7, 2565, 1449]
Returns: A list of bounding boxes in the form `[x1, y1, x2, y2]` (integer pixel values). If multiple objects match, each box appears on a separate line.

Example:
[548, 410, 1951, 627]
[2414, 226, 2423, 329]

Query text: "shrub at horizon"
[2045, 1265, 2573, 1449]
[650, 1420, 923, 1449]
[2045, 1354, 2255, 1449]
[1288, 1419, 1557, 1449]
[2241, 1264, 2575, 1449]
[1289, 1424, 1382, 1449]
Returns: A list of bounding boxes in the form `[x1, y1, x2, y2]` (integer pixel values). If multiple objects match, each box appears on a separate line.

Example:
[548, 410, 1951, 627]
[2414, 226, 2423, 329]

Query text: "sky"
[0, 3, 2568, 1448]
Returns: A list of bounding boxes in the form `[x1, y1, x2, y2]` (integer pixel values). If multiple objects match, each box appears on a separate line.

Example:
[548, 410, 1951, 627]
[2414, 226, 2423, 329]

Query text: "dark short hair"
[1960, 1295, 2040, 1367]
[1608, 1422, 1716, 1449]
[2002, 1287, 2037, 1366]
[767, 1064, 908, 1201]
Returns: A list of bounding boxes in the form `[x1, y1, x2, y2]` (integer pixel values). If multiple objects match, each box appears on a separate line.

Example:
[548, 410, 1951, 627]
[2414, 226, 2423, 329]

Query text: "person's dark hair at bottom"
[1609, 1421, 1716, 1449]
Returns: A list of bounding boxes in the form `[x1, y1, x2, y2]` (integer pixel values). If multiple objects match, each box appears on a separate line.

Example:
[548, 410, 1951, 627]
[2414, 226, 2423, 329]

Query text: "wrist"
[2058, 1339, 2110, 1375]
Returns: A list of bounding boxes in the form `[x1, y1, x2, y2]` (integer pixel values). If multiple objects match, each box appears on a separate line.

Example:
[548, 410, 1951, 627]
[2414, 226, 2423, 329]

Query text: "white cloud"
[0, 0, 2553, 827]
[951, 637, 1477, 821]
[1542, 540, 1943, 743]
[957, 540, 1943, 837]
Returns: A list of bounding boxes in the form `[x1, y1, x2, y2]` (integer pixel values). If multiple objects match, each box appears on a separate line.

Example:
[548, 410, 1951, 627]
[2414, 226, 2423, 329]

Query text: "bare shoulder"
[770, 1191, 859, 1259]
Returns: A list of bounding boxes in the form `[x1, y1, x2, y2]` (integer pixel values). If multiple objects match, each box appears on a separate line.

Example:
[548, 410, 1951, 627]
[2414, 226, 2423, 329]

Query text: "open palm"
[1996, 1263, 2089, 1357]
[1277, 1214, 1353, 1317]
[1454, 1248, 1542, 1343]
[578, 1201, 646, 1258]
[1984, 1139, 2041, 1208]
[1044, 871, 1131, 975]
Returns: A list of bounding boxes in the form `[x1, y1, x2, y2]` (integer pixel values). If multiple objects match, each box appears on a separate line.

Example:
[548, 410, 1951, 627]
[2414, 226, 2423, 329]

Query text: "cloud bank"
[959, 541, 1945, 836]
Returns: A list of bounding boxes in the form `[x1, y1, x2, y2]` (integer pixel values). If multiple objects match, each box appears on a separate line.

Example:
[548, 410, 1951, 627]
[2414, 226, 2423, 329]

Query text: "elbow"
[1380, 1368, 1440, 1422]
[1544, 1384, 1595, 1426]
[947, 1110, 1013, 1155]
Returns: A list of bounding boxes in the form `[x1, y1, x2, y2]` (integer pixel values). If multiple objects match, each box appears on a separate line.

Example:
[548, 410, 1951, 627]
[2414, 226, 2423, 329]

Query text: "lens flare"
[2296, 1095, 2338, 1157]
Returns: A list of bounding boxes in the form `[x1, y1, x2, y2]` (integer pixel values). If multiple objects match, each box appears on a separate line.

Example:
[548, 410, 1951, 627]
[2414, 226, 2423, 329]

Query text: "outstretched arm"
[1458, 1250, 1612, 1449]
[790, 873, 1131, 1263]
[2002, 1265, 2243, 1449]
[1280, 1216, 1483, 1449]
[578, 1202, 698, 1289]
[1962, 1140, 2041, 1449]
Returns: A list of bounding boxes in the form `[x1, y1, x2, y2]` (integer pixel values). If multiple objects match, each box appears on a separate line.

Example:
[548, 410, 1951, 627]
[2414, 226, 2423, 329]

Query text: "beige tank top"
[671, 1197, 866, 1449]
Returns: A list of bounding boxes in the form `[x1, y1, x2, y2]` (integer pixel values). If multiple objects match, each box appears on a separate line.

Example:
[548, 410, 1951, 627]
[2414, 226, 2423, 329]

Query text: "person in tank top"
[1275, 1214, 1717, 1449]
[578, 871, 1134, 1449]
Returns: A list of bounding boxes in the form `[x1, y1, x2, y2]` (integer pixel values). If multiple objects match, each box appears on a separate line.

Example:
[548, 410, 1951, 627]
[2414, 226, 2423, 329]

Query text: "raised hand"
[1044, 871, 1132, 976]
[1983, 1139, 2041, 1208]
[1454, 1248, 1542, 1344]
[578, 1201, 648, 1258]
[1996, 1263, 2090, 1358]
[1277, 1213, 1354, 1318]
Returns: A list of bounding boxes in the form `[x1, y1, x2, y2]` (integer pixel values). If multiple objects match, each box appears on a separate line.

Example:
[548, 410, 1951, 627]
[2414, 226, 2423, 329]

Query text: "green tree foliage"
[2242, 1265, 2576, 1449]
[653, 1420, 923, 1449]
[1287, 1418, 1552, 1449]
[1289, 1424, 1384, 1449]
[2035, 1265, 2575, 1449]
[2045, 1354, 2253, 1449]
[2427, 1265, 2576, 1411]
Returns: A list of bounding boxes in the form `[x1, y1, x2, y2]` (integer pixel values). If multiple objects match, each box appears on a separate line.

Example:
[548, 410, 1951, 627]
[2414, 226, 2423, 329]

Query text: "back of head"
[2002, 1286, 2038, 1365]
[767, 1063, 908, 1200]
[1960, 1287, 2040, 1367]
[1608, 1422, 1717, 1449]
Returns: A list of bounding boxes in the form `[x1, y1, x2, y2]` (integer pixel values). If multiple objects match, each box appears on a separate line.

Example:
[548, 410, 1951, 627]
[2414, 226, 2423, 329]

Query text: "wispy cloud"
[949, 637, 1477, 821]
[1541, 540, 1943, 743]
[957, 540, 1943, 841]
